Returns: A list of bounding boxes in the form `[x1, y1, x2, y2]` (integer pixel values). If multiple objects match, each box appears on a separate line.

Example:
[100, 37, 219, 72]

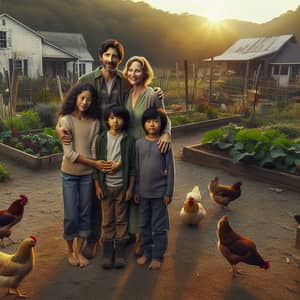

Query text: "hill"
[0, 0, 299, 67]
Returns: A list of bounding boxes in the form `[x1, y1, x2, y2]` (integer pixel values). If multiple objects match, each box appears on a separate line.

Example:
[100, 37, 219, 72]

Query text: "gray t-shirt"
[106, 131, 123, 188]
[135, 138, 174, 198]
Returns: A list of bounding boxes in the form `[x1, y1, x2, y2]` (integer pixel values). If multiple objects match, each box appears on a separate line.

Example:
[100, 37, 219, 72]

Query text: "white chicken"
[180, 185, 207, 225]
[0, 236, 36, 298]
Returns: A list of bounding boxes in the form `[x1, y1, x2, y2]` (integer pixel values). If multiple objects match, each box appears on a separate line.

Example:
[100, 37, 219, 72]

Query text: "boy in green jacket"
[94, 104, 136, 269]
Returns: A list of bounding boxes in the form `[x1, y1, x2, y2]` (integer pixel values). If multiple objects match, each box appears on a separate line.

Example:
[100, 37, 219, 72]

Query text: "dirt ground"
[0, 130, 300, 300]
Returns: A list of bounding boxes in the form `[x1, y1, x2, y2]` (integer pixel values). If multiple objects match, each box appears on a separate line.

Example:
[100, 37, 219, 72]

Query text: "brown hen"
[217, 215, 270, 276]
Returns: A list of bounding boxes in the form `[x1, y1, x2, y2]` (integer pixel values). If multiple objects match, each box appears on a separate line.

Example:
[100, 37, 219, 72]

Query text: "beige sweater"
[60, 115, 100, 175]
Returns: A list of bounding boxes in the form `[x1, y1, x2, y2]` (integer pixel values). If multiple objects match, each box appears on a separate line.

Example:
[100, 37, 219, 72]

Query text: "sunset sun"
[205, 7, 225, 23]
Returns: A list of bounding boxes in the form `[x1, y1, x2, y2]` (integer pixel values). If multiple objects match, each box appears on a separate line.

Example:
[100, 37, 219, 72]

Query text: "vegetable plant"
[0, 128, 62, 157]
[202, 123, 300, 174]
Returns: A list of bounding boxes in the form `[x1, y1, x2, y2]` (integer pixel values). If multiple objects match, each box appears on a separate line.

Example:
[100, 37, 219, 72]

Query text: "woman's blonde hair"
[123, 56, 154, 86]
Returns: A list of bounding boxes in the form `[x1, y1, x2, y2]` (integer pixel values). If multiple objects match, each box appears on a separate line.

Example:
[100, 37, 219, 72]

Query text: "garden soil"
[0, 130, 299, 300]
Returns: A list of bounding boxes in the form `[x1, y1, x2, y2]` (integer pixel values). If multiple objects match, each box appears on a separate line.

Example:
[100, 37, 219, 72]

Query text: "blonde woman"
[123, 56, 171, 255]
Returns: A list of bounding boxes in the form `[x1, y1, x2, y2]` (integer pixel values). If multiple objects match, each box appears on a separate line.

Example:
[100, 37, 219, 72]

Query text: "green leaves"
[0, 128, 62, 156]
[202, 124, 300, 174]
[0, 162, 10, 182]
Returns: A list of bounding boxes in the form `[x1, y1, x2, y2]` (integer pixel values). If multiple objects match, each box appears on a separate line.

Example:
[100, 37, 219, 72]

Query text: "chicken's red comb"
[30, 236, 37, 243]
[20, 194, 28, 202]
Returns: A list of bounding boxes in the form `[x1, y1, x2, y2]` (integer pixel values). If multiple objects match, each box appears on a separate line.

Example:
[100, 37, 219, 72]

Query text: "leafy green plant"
[194, 103, 208, 113]
[3, 110, 41, 131]
[34, 103, 58, 127]
[0, 162, 10, 182]
[206, 107, 218, 119]
[32, 90, 60, 104]
[202, 124, 300, 174]
[0, 128, 62, 156]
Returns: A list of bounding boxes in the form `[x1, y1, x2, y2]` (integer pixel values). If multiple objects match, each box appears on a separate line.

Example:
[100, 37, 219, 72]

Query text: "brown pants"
[101, 187, 128, 241]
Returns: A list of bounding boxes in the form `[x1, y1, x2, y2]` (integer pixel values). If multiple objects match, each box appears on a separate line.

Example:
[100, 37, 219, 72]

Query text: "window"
[2, 19, 5, 26]
[79, 63, 86, 76]
[0, 31, 7, 48]
[280, 65, 289, 75]
[9, 59, 28, 77]
[273, 65, 279, 75]
[74, 63, 86, 76]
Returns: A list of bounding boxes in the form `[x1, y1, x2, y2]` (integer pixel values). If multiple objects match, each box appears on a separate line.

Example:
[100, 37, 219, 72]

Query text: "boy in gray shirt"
[135, 108, 174, 270]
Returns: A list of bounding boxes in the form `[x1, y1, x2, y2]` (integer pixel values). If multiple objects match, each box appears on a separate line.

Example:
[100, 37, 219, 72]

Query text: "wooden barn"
[205, 34, 300, 88]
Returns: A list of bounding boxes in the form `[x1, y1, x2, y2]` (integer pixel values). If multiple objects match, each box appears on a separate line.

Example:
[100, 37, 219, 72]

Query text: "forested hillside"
[1, 0, 299, 67]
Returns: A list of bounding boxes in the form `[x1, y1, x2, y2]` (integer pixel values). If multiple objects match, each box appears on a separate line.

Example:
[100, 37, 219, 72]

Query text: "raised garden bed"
[172, 115, 241, 138]
[182, 144, 300, 193]
[0, 142, 62, 169]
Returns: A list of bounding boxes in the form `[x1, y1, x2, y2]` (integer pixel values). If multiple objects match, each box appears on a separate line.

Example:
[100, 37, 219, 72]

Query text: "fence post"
[165, 70, 170, 93]
[243, 61, 250, 111]
[175, 62, 180, 102]
[184, 59, 188, 112]
[208, 57, 214, 103]
[56, 75, 64, 102]
[191, 63, 197, 108]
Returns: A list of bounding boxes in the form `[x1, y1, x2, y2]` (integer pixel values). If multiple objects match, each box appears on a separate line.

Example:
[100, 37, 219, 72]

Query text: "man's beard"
[103, 62, 117, 72]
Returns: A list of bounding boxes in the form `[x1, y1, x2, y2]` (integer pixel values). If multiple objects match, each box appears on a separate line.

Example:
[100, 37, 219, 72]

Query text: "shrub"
[34, 103, 58, 127]
[263, 123, 300, 139]
[194, 103, 208, 113]
[0, 162, 10, 182]
[32, 90, 60, 104]
[206, 107, 218, 119]
[2, 110, 41, 131]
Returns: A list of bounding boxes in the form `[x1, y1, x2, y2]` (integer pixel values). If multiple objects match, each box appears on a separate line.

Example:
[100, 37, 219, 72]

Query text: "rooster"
[0, 195, 29, 247]
[208, 176, 242, 208]
[0, 236, 36, 298]
[217, 215, 270, 276]
[180, 185, 206, 225]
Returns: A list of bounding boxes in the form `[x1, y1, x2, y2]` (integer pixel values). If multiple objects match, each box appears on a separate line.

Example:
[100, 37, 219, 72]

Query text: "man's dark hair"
[104, 104, 130, 130]
[141, 107, 167, 134]
[98, 39, 124, 61]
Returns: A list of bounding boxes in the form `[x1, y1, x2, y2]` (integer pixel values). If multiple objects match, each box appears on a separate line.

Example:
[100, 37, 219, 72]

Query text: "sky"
[131, 0, 300, 24]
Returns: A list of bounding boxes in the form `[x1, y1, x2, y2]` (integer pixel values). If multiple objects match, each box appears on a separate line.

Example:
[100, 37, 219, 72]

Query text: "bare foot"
[78, 252, 89, 268]
[137, 255, 148, 265]
[68, 252, 79, 266]
[148, 259, 161, 270]
[8, 288, 28, 298]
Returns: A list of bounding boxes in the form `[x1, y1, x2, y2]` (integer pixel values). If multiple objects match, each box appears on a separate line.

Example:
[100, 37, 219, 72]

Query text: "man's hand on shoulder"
[153, 87, 164, 100]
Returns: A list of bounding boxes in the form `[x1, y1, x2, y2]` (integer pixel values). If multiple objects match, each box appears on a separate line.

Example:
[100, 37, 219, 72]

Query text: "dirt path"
[0, 131, 299, 300]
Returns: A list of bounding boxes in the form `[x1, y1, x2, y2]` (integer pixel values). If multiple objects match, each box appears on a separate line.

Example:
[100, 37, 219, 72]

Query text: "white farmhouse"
[0, 13, 94, 79]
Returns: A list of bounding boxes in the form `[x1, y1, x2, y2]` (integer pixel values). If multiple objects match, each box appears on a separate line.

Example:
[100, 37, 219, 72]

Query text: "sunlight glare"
[205, 8, 224, 23]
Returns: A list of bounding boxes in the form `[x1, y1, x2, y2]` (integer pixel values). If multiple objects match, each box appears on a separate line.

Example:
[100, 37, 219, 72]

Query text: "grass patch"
[0, 162, 10, 182]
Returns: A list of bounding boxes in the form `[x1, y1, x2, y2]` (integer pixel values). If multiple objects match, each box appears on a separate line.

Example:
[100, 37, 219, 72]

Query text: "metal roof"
[39, 31, 94, 62]
[270, 42, 300, 65]
[207, 34, 295, 62]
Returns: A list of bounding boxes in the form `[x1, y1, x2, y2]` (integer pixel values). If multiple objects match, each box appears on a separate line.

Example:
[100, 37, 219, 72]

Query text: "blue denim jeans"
[62, 172, 93, 240]
[87, 184, 102, 243]
[139, 197, 169, 262]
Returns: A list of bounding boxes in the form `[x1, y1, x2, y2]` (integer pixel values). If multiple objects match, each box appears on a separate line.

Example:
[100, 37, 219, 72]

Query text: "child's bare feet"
[148, 259, 161, 270]
[77, 252, 89, 268]
[137, 255, 148, 265]
[68, 252, 79, 266]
